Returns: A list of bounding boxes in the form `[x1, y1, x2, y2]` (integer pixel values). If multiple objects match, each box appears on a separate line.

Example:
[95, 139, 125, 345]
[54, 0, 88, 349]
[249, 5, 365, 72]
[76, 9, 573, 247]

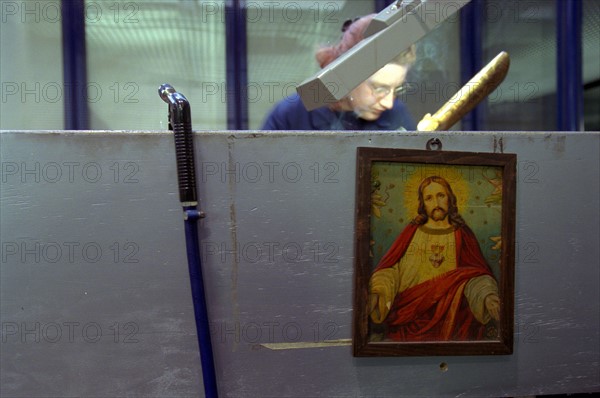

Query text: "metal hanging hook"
[426, 138, 443, 151]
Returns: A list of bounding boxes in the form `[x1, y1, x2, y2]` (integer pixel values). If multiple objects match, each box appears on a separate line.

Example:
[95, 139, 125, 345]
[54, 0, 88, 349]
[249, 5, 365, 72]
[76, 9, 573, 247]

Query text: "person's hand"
[368, 292, 392, 323]
[485, 294, 501, 321]
[368, 293, 379, 315]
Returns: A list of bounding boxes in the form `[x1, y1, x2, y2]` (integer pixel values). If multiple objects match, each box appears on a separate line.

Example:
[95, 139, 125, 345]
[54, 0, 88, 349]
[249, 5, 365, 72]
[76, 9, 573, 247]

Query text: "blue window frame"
[60, 0, 588, 131]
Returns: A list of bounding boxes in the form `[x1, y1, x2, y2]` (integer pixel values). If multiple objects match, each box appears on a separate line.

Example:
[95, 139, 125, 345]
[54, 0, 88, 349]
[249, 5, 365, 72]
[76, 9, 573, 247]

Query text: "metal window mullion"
[459, 0, 484, 131]
[556, 0, 583, 131]
[225, 0, 249, 130]
[61, 0, 89, 130]
[374, 0, 394, 12]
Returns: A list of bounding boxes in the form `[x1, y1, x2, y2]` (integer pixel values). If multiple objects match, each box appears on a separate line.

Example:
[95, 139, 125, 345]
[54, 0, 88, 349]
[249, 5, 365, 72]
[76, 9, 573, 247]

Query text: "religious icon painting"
[353, 147, 516, 356]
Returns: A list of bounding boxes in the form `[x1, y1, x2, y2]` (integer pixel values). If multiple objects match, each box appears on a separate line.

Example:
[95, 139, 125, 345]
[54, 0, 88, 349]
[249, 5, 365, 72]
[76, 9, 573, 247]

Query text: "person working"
[261, 14, 416, 131]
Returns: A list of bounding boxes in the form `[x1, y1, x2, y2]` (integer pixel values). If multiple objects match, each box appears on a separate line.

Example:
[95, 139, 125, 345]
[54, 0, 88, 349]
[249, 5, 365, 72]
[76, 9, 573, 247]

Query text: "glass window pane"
[246, 1, 464, 131]
[400, 18, 462, 130]
[85, 0, 227, 130]
[482, 0, 557, 131]
[0, 4, 64, 130]
[246, 0, 375, 129]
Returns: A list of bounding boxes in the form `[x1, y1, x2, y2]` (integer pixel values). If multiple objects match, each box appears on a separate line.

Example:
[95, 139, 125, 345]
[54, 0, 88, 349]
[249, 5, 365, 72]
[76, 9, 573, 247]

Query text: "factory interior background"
[1, 0, 598, 133]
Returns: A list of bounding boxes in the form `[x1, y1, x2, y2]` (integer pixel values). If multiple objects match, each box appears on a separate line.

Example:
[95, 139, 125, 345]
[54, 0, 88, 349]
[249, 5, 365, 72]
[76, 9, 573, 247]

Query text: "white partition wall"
[1, 131, 599, 397]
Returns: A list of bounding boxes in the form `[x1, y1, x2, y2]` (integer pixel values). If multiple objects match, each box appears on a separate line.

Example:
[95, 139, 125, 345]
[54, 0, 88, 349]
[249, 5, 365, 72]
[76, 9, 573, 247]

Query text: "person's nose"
[379, 92, 394, 110]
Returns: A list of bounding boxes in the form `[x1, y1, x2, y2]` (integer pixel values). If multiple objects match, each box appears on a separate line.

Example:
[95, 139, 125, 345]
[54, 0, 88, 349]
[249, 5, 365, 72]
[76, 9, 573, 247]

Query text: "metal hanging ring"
[426, 138, 443, 151]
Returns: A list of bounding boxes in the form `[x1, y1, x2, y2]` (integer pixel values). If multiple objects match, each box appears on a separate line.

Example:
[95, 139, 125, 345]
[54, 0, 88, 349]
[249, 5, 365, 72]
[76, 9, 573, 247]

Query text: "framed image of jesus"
[353, 147, 516, 356]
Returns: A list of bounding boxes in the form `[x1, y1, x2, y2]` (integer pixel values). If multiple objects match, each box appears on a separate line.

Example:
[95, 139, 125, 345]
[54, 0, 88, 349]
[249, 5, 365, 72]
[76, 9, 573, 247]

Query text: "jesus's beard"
[430, 208, 448, 221]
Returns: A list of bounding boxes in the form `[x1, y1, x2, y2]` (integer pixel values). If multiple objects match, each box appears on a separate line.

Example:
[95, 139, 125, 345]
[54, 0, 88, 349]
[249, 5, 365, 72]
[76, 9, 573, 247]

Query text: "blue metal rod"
[556, 0, 583, 131]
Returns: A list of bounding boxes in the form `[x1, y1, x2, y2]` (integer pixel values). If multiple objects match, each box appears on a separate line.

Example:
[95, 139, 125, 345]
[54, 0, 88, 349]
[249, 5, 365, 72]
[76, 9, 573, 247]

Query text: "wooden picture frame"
[353, 147, 516, 356]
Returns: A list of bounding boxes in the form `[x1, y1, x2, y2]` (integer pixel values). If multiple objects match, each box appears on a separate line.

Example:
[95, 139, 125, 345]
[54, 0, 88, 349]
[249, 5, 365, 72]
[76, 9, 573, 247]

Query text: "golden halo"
[403, 165, 470, 218]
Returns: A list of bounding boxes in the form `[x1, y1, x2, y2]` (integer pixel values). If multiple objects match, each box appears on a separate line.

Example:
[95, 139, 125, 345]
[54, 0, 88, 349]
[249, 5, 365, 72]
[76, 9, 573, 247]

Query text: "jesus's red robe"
[372, 223, 495, 341]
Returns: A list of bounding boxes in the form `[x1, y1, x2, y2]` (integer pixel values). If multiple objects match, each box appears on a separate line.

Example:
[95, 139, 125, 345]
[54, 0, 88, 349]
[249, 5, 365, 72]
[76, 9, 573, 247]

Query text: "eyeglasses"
[367, 81, 410, 98]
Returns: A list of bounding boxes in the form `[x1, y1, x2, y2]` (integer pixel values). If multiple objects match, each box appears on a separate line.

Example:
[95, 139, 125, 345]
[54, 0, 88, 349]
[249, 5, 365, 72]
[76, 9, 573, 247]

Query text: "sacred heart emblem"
[429, 244, 445, 268]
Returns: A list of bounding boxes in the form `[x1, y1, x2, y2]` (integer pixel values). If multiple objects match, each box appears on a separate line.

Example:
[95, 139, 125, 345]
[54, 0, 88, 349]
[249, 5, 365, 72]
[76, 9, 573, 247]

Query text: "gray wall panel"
[1, 131, 598, 397]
